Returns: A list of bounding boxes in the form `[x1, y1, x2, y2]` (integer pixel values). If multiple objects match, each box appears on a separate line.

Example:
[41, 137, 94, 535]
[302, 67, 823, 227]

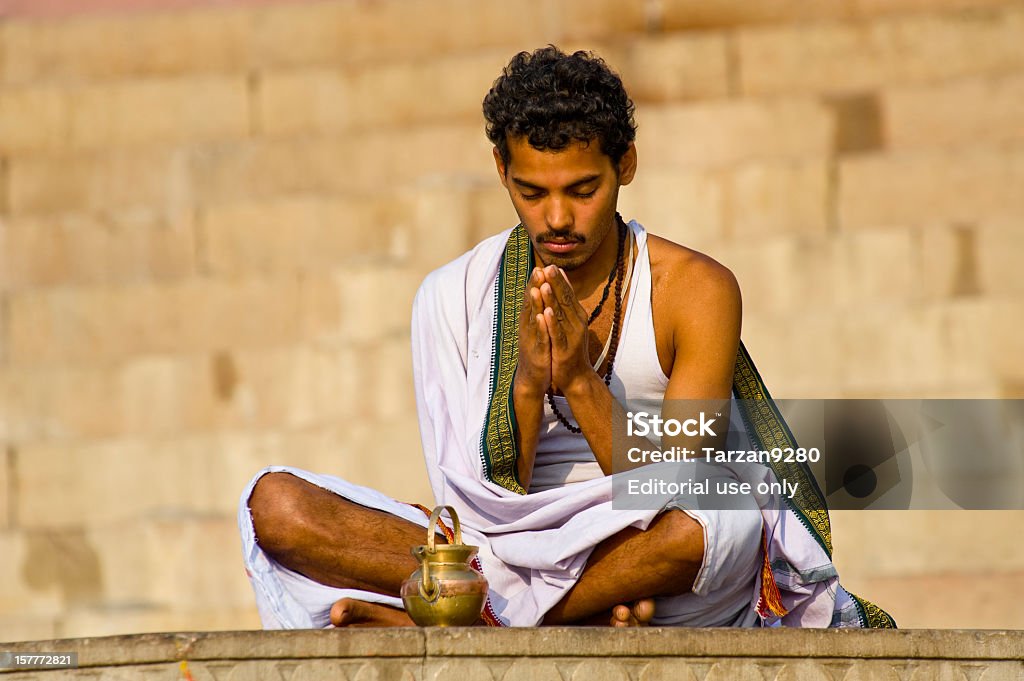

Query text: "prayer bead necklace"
[547, 216, 630, 434]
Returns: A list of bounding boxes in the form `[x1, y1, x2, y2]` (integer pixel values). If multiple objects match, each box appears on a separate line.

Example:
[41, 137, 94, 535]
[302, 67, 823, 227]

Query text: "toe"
[632, 598, 656, 624]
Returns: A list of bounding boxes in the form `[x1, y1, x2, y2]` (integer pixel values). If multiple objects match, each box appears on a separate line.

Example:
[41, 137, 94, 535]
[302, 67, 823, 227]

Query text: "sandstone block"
[854, 0, 1022, 21]
[1, 8, 254, 85]
[738, 7, 1024, 96]
[659, 0, 852, 30]
[14, 415, 369, 529]
[981, 301, 1024, 384]
[837, 304, 942, 393]
[883, 73, 1024, 151]
[0, 364, 123, 443]
[729, 159, 830, 239]
[8, 148, 190, 217]
[616, 168, 725, 252]
[467, 186, 520, 247]
[856, 569, 1024, 629]
[838, 148, 1024, 231]
[15, 440, 190, 527]
[347, 124, 494, 193]
[558, 0, 648, 41]
[67, 76, 249, 150]
[332, 264, 419, 343]
[358, 336, 416, 423]
[660, 0, 1017, 30]
[715, 236, 837, 317]
[198, 196, 405, 277]
[119, 346, 363, 436]
[0, 612, 59, 644]
[0, 448, 9, 530]
[0, 159, 7, 214]
[144, 517, 256, 611]
[941, 301, 1022, 386]
[914, 224, 983, 301]
[833, 227, 920, 307]
[405, 183, 476, 275]
[3, 343, 370, 445]
[831, 510, 1024, 580]
[252, 0, 556, 69]
[618, 34, 730, 103]
[6, 277, 316, 366]
[2, 209, 197, 289]
[224, 345, 361, 431]
[257, 68, 355, 137]
[328, 419, 431, 504]
[0, 529, 94, 616]
[189, 126, 491, 204]
[977, 220, 1024, 297]
[345, 52, 509, 130]
[834, 300, 1016, 394]
[0, 87, 67, 153]
[637, 100, 834, 170]
[740, 312, 843, 398]
[58, 605, 262, 639]
[187, 139, 344, 206]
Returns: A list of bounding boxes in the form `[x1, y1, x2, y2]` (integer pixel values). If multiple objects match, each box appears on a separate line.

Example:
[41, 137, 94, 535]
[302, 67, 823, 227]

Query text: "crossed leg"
[248, 472, 704, 627]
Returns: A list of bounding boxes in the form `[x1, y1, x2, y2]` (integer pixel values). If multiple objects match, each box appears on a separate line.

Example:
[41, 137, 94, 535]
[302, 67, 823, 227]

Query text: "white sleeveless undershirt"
[529, 221, 669, 493]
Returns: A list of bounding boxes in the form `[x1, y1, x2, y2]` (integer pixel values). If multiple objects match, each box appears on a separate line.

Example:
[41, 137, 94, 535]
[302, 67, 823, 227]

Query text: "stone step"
[1, 629, 1023, 680]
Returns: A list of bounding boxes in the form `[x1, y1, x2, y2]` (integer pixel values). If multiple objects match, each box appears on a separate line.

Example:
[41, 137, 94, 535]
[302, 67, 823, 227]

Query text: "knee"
[650, 509, 706, 582]
[248, 472, 310, 555]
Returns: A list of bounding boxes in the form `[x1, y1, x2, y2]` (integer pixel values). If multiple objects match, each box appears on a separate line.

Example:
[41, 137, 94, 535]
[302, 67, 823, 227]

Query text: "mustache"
[538, 233, 585, 244]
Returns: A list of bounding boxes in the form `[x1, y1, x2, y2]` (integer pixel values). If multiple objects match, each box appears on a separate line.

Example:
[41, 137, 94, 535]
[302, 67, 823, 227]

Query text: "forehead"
[505, 136, 614, 185]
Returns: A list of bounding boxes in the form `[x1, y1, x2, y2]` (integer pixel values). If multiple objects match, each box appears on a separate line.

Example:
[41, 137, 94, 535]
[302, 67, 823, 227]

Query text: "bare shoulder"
[646, 234, 741, 317]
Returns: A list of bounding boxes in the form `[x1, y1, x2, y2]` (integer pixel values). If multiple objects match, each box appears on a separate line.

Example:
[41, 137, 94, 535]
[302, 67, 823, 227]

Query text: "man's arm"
[543, 254, 742, 473]
[512, 267, 554, 490]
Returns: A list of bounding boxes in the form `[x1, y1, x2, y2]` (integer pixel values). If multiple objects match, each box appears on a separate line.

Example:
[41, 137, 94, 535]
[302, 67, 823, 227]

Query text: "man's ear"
[617, 143, 637, 186]
[493, 147, 509, 189]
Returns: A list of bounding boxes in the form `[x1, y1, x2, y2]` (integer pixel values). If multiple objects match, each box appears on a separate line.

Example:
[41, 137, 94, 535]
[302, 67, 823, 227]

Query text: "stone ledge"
[1, 629, 1022, 677]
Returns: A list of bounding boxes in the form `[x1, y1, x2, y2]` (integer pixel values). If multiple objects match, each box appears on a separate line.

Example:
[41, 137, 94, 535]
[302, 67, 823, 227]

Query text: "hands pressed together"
[517, 264, 596, 398]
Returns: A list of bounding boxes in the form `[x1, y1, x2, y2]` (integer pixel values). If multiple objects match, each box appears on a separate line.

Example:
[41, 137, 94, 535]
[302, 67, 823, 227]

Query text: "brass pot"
[400, 505, 488, 626]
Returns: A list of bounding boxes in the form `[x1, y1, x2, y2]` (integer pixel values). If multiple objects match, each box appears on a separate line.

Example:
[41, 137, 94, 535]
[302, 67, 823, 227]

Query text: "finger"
[540, 283, 566, 323]
[544, 265, 587, 321]
[521, 268, 544, 320]
[530, 286, 544, 319]
[535, 313, 551, 350]
[544, 307, 568, 349]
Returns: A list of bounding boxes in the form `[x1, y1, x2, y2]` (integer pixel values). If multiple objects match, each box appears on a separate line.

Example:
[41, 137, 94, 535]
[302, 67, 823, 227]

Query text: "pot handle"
[426, 505, 462, 552]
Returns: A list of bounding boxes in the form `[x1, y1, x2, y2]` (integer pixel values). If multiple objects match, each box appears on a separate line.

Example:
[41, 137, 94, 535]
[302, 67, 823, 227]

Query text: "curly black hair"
[483, 46, 637, 168]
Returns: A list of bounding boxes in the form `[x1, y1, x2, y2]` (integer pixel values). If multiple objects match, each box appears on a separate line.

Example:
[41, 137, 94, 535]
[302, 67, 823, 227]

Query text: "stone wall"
[2, 629, 1023, 680]
[1, 0, 1023, 640]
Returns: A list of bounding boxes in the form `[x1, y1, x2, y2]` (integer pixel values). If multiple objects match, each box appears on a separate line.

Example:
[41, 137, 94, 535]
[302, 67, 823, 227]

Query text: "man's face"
[494, 135, 636, 272]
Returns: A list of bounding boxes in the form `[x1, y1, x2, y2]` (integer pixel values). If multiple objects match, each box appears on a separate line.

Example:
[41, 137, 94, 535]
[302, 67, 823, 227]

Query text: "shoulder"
[646, 233, 741, 320]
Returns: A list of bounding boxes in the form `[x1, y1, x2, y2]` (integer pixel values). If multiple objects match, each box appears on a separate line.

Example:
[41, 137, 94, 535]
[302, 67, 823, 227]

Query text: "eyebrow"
[511, 174, 602, 192]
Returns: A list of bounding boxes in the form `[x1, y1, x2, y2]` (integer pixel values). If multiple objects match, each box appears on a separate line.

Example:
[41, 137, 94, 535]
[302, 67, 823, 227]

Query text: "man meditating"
[239, 46, 894, 629]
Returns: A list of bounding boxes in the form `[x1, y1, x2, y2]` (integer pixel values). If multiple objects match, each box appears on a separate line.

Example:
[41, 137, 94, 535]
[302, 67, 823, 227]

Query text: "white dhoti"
[238, 222, 884, 629]
[239, 464, 765, 628]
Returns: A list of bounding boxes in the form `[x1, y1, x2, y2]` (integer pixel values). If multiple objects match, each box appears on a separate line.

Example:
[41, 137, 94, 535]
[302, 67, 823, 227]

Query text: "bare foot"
[329, 598, 415, 627]
[610, 598, 656, 627]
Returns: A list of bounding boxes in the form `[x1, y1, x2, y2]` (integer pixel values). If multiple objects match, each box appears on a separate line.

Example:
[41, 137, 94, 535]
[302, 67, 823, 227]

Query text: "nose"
[545, 196, 573, 233]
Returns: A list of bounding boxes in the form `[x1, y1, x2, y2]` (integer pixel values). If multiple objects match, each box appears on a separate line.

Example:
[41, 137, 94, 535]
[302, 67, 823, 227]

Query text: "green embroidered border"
[850, 593, 899, 629]
[480, 225, 532, 495]
[732, 342, 833, 557]
[732, 343, 897, 628]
